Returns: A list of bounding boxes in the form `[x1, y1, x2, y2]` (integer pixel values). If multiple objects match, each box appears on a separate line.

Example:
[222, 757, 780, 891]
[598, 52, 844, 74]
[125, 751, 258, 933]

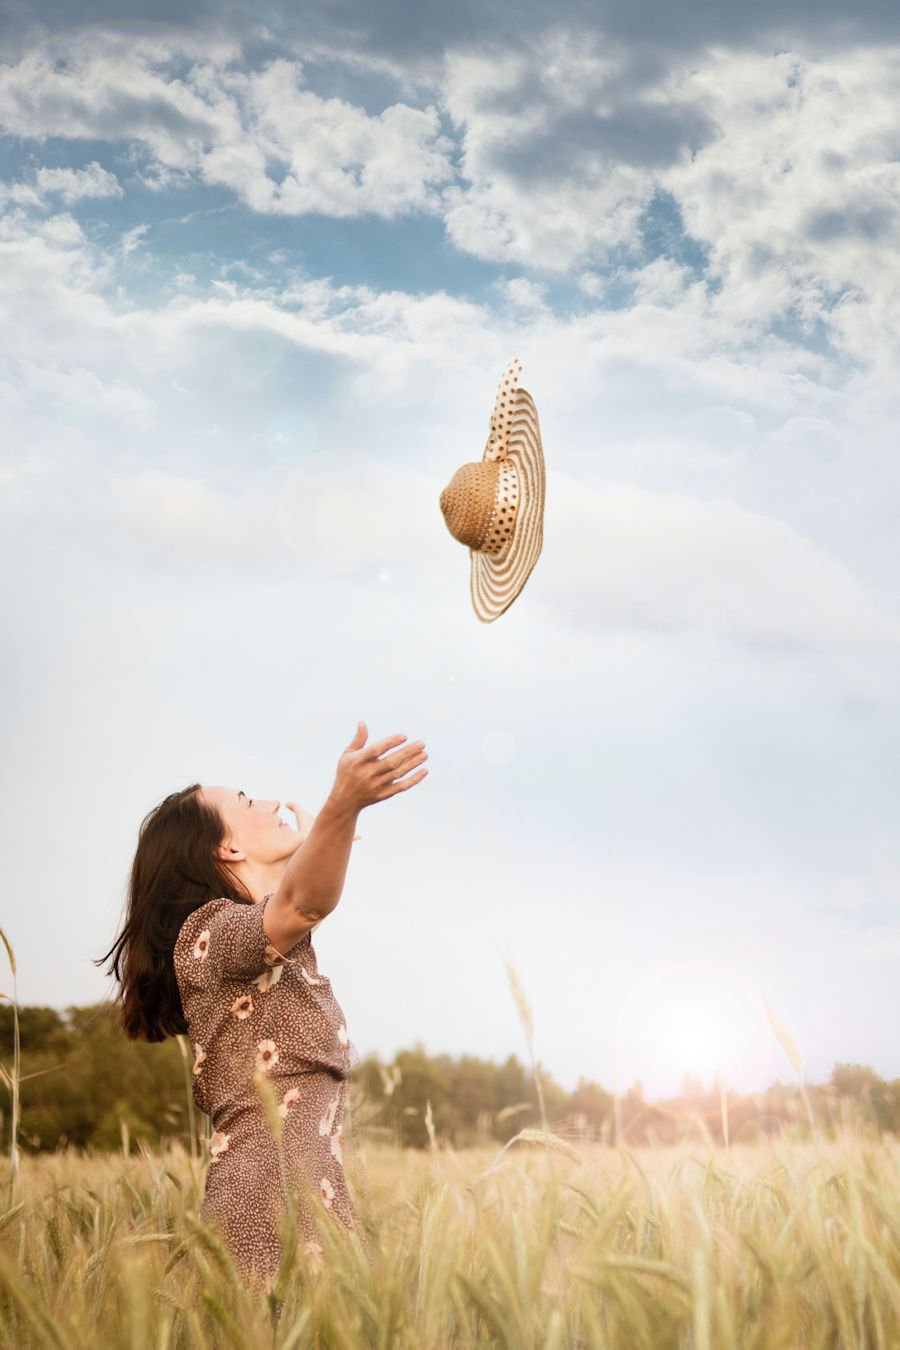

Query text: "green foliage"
[3, 1003, 900, 1156]
[362, 1047, 559, 1148]
[830, 1062, 900, 1135]
[0, 1007, 68, 1056]
[0, 1004, 191, 1153]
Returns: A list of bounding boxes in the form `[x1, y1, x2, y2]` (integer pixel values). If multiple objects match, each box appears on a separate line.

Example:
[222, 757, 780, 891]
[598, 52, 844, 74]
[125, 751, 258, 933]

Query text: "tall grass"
[2, 959, 894, 1345]
[2, 1132, 899, 1347]
[0, 926, 19, 1208]
[765, 1001, 817, 1137]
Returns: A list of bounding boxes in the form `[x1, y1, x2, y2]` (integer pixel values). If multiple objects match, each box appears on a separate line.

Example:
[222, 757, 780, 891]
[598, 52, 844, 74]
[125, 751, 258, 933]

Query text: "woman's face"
[200, 786, 308, 867]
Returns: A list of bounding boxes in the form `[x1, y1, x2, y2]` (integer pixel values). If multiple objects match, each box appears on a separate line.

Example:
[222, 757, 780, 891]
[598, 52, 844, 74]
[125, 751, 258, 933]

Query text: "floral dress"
[173, 895, 362, 1283]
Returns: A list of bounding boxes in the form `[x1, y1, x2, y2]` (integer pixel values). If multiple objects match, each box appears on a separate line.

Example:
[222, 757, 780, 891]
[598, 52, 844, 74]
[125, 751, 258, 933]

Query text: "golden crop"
[2, 1129, 899, 1348]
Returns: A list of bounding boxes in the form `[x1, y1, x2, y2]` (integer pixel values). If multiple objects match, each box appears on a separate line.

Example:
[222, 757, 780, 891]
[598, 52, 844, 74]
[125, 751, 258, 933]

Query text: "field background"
[4, 950, 900, 1347]
[4, 999, 900, 1156]
[3, 1130, 900, 1349]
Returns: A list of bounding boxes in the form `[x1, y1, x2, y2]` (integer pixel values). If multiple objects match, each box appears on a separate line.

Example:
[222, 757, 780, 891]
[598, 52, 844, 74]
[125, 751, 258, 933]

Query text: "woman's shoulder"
[173, 896, 234, 964]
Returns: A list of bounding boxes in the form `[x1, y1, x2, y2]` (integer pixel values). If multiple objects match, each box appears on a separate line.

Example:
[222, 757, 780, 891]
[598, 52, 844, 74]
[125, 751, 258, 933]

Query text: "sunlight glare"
[614, 961, 777, 1098]
[661, 1001, 726, 1085]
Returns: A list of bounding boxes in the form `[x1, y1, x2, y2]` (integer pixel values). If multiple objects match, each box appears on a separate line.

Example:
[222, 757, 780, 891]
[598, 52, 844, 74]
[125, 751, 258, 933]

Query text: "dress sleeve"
[176, 897, 303, 991]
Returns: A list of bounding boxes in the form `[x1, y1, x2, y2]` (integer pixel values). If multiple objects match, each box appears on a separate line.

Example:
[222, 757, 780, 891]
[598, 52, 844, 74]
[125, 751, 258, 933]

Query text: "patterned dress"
[173, 895, 362, 1283]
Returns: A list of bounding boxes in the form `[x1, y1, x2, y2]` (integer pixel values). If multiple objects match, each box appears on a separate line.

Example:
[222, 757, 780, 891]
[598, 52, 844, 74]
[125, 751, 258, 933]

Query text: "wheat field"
[1, 1129, 898, 1349]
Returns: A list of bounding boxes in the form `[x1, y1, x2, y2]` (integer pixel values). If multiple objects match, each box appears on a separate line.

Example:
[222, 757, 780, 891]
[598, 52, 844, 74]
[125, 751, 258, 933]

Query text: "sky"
[1, 0, 899, 1102]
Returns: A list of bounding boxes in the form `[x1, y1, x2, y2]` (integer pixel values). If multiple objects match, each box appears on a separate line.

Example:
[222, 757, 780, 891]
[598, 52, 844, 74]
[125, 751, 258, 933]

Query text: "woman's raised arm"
[262, 722, 427, 955]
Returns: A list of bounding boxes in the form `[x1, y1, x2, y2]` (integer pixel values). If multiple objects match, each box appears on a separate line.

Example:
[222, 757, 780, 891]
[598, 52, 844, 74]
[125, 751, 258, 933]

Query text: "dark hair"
[98, 784, 251, 1041]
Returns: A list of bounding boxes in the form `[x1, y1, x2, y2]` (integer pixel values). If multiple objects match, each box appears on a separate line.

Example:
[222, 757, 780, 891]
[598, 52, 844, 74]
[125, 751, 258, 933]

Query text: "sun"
[660, 1001, 728, 1086]
[614, 961, 777, 1098]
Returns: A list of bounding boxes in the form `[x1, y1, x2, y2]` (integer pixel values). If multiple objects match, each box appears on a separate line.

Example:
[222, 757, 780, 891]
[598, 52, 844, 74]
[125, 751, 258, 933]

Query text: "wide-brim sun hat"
[439, 357, 546, 623]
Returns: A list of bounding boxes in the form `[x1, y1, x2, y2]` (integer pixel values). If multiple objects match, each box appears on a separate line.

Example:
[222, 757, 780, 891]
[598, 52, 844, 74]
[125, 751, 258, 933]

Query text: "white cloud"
[34, 160, 123, 203]
[0, 210, 122, 384]
[249, 60, 453, 216]
[3, 27, 898, 382]
[542, 476, 897, 648]
[441, 40, 655, 269]
[0, 35, 454, 220]
[440, 32, 900, 374]
[121, 224, 150, 256]
[108, 468, 286, 567]
[661, 47, 900, 359]
[0, 158, 895, 662]
[14, 356, 154, 428]
[277, 450, 407, 574]
[0, 180, 43, 210]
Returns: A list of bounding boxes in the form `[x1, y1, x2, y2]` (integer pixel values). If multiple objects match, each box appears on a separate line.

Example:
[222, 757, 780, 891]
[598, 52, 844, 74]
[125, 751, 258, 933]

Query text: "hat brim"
[470, 388, 545, 623]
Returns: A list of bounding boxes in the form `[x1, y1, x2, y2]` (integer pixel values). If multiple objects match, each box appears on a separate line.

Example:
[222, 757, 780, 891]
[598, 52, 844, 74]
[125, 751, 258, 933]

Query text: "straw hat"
[439, 358, 546, 622]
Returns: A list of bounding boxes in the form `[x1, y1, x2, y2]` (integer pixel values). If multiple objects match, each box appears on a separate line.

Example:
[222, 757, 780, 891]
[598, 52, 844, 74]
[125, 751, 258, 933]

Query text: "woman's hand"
[329, 722, 428, 816]
[266, 722, 428, 947]
[285, 801, 314, 842]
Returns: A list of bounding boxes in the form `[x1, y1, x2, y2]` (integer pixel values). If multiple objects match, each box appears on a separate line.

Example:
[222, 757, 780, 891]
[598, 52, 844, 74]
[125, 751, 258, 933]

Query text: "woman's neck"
[231, 858, 286, 905]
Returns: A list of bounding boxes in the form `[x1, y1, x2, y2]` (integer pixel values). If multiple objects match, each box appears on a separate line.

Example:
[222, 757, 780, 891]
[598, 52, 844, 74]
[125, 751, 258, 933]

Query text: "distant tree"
[451, 1055, 497, 1139]
[680, 1073, 705, 1099]
[4, 1003, 898, 1153]
[831, 1063, 882, 1101]
[2, 1003, 189, 1153]
[0, 1005, 72, 1056]
[830, 1064, 900, 1133]
[565, 1078, 614, 1140]
[387, 1045, 452, 1147]
[493, 1055, 533, 1138]
[352, 1052, 385, 1104]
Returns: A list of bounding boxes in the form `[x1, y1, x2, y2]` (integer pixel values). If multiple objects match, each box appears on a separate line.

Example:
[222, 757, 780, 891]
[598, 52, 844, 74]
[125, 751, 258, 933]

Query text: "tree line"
[1, 1003, 898, 1154]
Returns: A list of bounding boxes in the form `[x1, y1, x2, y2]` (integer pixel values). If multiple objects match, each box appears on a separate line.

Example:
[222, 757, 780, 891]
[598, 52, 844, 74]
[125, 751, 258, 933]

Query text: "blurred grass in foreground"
[2, 1133, 900, 1348]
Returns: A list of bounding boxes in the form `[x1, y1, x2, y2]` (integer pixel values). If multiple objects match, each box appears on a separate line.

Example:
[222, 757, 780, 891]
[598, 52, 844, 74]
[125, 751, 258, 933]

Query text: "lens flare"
[277, 449, 405, 574]
[614, 960, 779, 1099]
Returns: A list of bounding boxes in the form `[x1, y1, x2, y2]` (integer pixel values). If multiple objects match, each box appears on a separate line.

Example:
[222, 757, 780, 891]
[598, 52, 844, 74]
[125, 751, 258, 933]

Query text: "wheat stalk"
[0, 926, 19, 1207]
[765, 1002, 817, 1137]
[175, 1034, 199, 1166]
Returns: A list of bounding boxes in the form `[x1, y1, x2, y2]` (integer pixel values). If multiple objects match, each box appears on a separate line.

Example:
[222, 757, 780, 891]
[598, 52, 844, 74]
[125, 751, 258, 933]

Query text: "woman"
[101, 721, 427, 1285]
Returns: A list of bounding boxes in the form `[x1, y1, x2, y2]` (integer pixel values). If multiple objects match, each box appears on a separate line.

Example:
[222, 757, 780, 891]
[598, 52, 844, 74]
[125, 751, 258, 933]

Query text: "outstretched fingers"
[367, 741, 429, 798]
[379, 740, 426, 775]
[378, 764, 428, 800]
[365, 731, 410, 759]
[338, 726, 428, 808]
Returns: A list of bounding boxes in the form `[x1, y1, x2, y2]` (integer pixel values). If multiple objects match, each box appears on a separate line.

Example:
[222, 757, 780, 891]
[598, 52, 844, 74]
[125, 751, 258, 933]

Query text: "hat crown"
[440, 460, 501, 551]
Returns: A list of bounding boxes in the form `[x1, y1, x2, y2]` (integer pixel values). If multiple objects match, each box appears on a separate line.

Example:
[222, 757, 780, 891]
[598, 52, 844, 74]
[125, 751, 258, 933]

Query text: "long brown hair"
[98, 785, 251, 1041]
